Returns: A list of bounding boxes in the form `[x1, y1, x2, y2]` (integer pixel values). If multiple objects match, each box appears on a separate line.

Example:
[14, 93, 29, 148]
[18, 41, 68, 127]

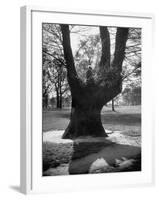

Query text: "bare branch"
[112, 28, 129, 72]
[99, 26, 110, 69]
[122, 62, 141, 80]
[43, 50, 66, 66]
[60, 24, 80, 88]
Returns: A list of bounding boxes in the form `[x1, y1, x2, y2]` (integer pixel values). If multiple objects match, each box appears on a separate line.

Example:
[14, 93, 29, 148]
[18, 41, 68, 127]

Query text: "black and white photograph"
[42, 23, 141, 176]
[0, 0, 157, 197]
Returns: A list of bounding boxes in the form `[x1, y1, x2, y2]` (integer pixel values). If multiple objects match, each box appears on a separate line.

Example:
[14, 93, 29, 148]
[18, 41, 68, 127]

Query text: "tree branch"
[60, 24, 78, 83]
[122, 62, 141, 81]
[99, 26, 110, 69]
[43, 50, 66, 66]
[112, 28, 129, 72]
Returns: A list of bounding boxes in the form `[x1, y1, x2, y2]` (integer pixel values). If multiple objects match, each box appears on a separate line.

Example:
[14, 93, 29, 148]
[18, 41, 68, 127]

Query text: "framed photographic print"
[20, 6, 154, 194]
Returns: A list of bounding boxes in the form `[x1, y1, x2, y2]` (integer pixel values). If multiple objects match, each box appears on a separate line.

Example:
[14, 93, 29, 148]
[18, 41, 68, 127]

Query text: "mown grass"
[42, 105, 141, 135]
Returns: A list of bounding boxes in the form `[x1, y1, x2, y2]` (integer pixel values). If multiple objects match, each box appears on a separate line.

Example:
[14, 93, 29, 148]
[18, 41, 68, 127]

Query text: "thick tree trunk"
[62, 82, 121, 139]
[62, 105, 106, 139]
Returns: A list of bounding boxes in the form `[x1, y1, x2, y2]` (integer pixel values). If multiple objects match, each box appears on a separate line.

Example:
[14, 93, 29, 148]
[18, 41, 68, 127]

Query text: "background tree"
[111, 28, 141, 110]
[42, 24, 69, 109]
[122, 85, 141, 105]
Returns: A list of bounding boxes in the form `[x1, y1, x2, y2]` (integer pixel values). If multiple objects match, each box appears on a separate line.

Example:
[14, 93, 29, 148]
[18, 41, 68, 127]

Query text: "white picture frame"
[20, 5, 154, 194]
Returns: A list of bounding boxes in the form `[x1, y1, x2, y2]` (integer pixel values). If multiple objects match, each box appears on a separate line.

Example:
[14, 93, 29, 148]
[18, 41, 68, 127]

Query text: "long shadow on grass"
[69, 140, 141, 174]
[43, 139, 141, 175]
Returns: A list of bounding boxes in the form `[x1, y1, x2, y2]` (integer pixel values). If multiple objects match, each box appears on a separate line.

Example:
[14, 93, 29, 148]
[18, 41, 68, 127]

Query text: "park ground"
[42, 105, 141, 175]
[43, 105, 141, 135]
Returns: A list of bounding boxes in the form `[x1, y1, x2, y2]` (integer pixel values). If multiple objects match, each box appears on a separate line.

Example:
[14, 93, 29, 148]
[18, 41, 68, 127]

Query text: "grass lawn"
[43, 105, 141, 136]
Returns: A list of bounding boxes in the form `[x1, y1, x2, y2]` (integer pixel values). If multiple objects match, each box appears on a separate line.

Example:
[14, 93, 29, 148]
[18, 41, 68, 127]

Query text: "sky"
[70, 25, 116, 56]
[70, 26, 99, 55]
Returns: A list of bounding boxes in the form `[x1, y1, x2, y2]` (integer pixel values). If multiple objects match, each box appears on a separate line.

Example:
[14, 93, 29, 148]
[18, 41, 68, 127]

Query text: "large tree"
[60, 25, 129, 139]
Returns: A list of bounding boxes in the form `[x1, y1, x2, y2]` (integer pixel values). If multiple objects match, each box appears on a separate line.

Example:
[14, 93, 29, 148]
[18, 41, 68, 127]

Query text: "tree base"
[62, 108, 108, 139]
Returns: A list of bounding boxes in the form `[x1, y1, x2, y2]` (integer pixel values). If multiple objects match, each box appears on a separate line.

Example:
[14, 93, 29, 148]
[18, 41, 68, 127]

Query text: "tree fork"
[60, 25, 129, 139]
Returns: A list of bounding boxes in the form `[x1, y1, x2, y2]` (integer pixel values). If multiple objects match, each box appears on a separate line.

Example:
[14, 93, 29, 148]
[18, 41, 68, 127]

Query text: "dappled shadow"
[69, 140, 141, 174]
